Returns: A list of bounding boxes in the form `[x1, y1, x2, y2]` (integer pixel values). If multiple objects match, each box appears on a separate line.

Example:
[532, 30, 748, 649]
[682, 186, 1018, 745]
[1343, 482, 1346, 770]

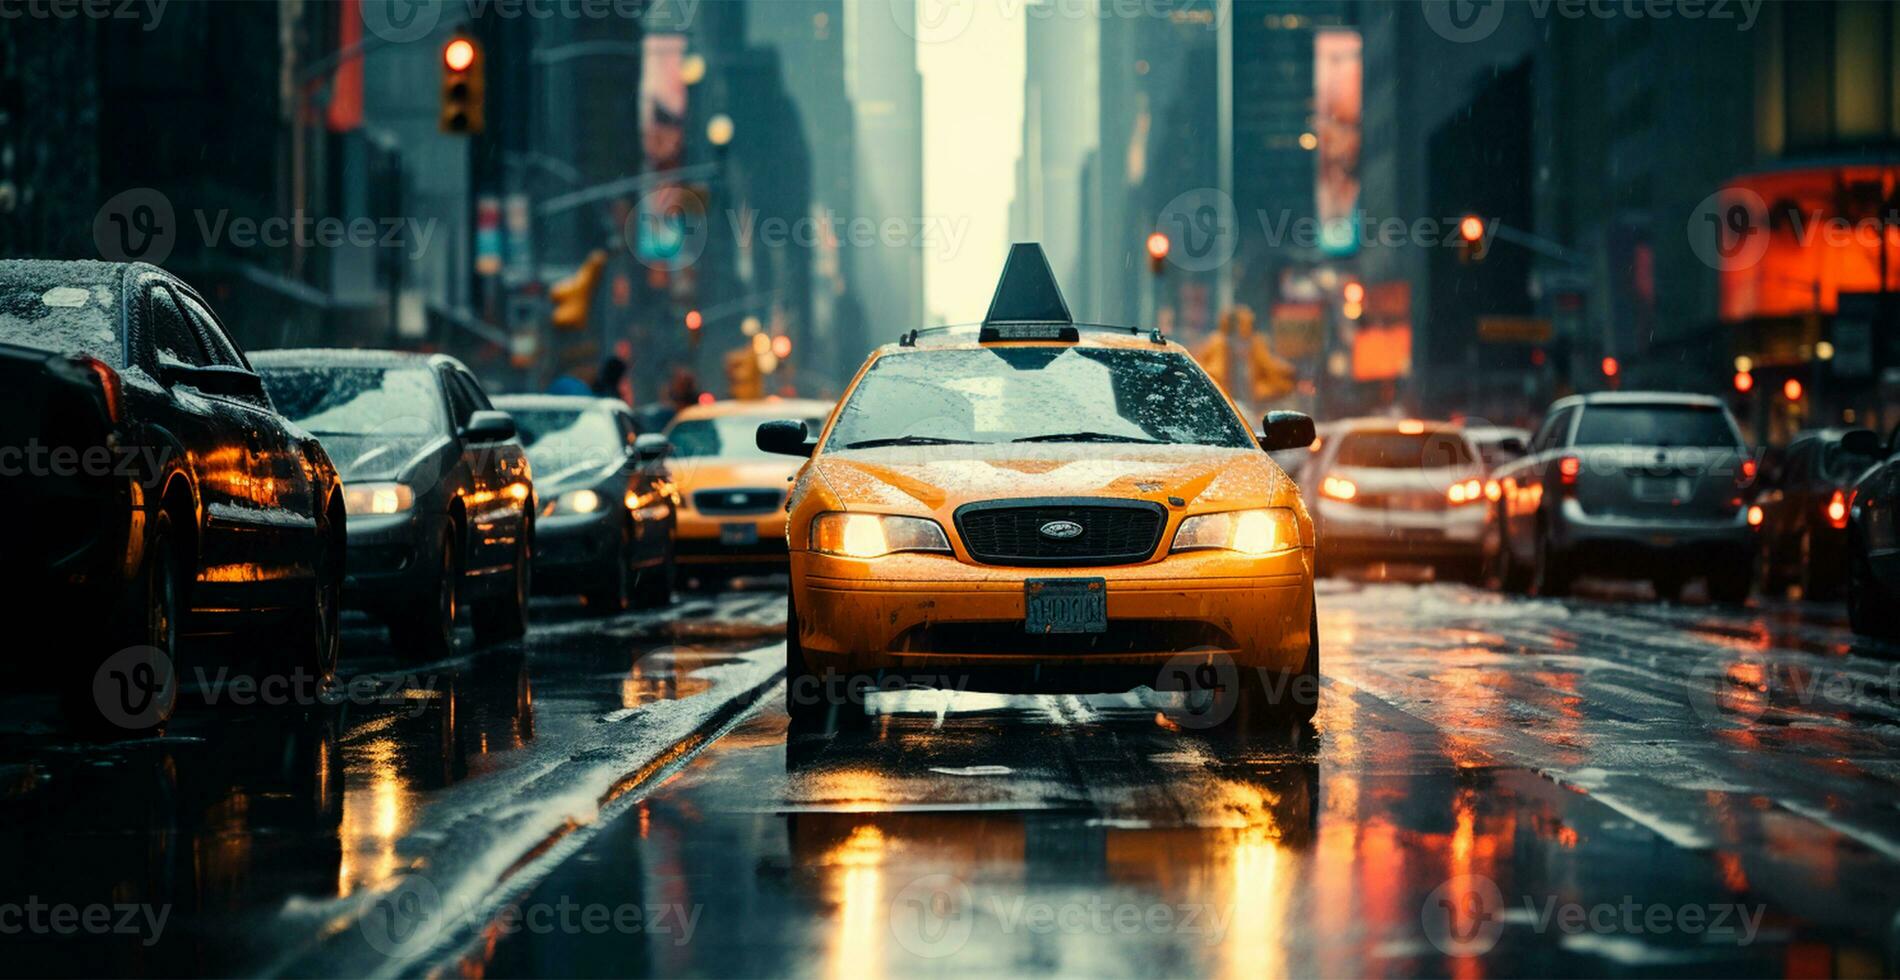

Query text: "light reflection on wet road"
[4, 581, 1900, 977]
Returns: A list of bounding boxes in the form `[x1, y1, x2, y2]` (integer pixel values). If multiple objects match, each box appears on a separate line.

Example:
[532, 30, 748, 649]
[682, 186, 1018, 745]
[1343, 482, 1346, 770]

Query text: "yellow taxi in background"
[756, 244, 1319, 729]
[663, 398, 833, 576]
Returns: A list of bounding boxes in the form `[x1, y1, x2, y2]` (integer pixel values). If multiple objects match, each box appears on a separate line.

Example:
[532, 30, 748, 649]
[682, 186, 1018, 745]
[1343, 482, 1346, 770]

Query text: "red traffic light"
[444, 37, 477, 72]
[1783, 378, 1803, 401]
[1733, 370, 1754, 393]
[1459, 215, 1484, 242]
[771, 335, 793, 359]
[685, 310, 703, 331]
[1145, 232, 1170, 261]
[1600, 356, 1618, 378]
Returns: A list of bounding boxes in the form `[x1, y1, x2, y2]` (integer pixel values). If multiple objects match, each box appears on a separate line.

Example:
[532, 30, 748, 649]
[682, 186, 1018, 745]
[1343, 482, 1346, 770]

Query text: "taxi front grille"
[953, 498, 1165, 567]
[692, 488, 784, 515]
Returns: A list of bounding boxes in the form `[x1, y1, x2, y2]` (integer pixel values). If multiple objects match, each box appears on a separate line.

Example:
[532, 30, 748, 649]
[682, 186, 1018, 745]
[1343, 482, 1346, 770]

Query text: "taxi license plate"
[719, 523, 759, 546]
[1025, 577, 1107, 635]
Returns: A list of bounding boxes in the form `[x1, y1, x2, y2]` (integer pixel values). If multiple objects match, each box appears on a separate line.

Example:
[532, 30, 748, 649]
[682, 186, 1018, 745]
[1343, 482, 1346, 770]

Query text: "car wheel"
[1497, 517, 1532, 595]
[1707, 560, 1753, 605]
[784, 596, 869, 731]
[1531, 522, 1572, 598]
[285, 523, 343, 685]
[1798, 532, 1842, 602]
[71, 510, 184, 732]
[585, 522, 632, 616]
[391, 531, 458, 661]
[1652, 572, 1687, 603]
[1217, 595, 1320, 732]
[474, 527, 532, 645]
[632, 537, 677, 609]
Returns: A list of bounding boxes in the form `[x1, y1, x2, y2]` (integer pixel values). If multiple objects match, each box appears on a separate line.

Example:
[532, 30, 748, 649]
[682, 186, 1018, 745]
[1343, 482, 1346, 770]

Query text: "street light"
[681, 53, 707, 86]
[707, 114, 735, 148]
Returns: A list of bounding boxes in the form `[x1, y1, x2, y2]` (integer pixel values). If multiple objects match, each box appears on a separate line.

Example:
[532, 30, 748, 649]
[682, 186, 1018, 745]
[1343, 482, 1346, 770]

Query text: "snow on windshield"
[257, 365, 446, 436]
[825, 347, 1251, 450]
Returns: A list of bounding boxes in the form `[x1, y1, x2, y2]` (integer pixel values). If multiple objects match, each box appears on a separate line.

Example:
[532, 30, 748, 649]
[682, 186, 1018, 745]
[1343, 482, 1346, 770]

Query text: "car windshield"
[1573, 405, 1739, 448]
[510, 408, 622, 473]
[668, 415, 821, 460]
[1333, 430, 1475, 469]
[824, 347, 1251, 450]
[258, 366, 446, 436]
[0, 280, 121, 367]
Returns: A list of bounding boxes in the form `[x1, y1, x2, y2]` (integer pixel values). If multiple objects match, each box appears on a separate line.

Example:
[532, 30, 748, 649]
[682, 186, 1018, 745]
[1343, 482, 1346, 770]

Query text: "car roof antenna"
[983, 243, 1073, 325]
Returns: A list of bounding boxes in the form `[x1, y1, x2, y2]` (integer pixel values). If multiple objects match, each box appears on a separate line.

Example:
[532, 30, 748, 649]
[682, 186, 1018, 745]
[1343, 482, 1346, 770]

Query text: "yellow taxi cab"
[756, 244, 1319, 729]
[663, 397, 833, 575]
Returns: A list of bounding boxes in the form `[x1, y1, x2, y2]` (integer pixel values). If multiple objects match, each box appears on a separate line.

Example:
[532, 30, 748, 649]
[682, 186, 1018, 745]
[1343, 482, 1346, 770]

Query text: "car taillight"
[1747, 504, 1764, 527]
[1827, 489, 1849, 530]
[75, 355, 122, 424]
[1558, 456, 1580, 492]
[1446, 478, 1483, 505]
[1321, 475, 1358, 502]
[1738, 457, 1758, 487]
[1484, 479, 1502, 502]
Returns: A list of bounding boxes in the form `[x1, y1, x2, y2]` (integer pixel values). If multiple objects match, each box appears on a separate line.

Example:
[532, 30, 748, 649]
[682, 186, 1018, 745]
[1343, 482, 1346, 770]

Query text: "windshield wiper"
[844, 435, 987, 449]
[1013, 431, 1165, 445]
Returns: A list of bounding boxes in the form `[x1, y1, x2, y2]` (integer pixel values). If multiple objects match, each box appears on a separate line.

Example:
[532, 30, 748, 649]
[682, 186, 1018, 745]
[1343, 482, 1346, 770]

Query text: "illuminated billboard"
[1314, 30, 1362, 258]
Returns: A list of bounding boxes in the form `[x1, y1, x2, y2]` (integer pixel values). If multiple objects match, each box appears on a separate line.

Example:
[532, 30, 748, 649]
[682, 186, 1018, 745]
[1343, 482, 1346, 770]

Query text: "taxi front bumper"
[792, 549, 1315, 683]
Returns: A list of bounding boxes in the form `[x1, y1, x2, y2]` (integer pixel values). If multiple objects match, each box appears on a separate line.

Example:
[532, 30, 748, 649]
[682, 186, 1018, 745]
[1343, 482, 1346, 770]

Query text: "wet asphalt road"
[6, 576, 1900, 977]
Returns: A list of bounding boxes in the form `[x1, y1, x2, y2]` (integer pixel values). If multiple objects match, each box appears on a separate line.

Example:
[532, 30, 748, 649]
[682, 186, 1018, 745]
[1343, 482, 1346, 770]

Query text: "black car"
[1493, 392, 1757, 602]
[1837, 428, 1900, 637]
[1755, 428, 1880, 600]
[0, 260, 345, 724]
[493, 395, 679, 612]
[253, 350, 534, 660]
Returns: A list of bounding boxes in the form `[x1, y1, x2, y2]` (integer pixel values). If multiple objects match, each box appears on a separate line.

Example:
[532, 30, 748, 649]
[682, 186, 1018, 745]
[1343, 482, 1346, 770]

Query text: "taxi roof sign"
[983, 243, 1073, 326]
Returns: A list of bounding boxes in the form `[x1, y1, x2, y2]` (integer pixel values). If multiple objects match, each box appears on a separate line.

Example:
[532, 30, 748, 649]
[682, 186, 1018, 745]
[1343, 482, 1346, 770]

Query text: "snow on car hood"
[811, 443, 1297, 513]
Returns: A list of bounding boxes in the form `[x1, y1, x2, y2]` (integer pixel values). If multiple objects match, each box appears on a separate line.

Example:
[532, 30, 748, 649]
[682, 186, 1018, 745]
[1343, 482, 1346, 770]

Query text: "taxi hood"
[811, 444, 1296, 514]
[673, 457, 801, 493]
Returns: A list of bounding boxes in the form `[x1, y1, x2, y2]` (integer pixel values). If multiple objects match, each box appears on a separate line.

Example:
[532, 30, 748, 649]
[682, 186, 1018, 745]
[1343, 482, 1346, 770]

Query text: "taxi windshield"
[825, 347, 1252, 450]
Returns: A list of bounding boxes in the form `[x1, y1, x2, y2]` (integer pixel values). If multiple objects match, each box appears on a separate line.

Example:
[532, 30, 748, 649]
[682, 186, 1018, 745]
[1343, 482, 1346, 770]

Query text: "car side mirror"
[632, 433, 672, 463]
[462, 409, 517, 443]
[1842, 428, 1882, 457]
[1258, 411, 1316, 452]
[757, 419, 813, 457]
[160, 361, 265, 401]
[1498, 436, 1528, 457]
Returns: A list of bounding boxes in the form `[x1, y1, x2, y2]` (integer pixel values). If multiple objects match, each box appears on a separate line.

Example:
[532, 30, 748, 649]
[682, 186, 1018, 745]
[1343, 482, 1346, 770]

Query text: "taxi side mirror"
[757, 419, 813, 457]
[1259, 411, 1316, 452]
[1841, 428, 1882, 458]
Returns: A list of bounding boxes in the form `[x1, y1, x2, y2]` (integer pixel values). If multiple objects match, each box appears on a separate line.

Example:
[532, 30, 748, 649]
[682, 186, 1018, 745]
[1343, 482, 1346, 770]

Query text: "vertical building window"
[1834, 1, 1890, 140]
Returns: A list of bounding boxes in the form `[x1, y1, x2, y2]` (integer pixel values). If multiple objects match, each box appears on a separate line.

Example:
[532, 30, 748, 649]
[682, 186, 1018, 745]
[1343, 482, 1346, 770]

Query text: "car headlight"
[810, 512, 951, 559]
[1170, 508, 1299, 556]
[344, 482, 414, 516]
[549, 489, 602, 515]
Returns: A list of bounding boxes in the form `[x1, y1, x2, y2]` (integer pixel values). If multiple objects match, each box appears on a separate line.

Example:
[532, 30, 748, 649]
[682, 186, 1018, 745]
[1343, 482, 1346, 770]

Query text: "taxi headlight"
[344, 481, 414, 516]
[551, 489, 602, 515]
[1171, 508, 1299, 556]
[810, 512, 951, 559]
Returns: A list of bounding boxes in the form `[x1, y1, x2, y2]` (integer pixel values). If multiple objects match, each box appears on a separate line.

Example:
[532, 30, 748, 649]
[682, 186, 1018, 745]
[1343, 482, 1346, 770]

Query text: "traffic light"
[549, 250, 606, 331]
[1782, 378, 1804, 402]
[440, 34, 485, 135]
[1457, 214, 1485, 262]
[724, 347, 763, 400]
[1733, 370, 1754, 393]
[1146, 232, 1170, 274]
